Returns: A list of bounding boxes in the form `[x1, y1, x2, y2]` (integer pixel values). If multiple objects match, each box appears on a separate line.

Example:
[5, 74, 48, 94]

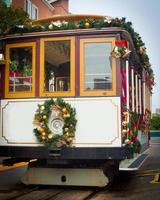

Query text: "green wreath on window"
[33, 98, 77, 147]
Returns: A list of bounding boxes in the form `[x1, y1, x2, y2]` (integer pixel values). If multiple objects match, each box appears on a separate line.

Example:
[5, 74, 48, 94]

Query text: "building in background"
[4, 0, 68, 20]
[155, 108, 160, 115]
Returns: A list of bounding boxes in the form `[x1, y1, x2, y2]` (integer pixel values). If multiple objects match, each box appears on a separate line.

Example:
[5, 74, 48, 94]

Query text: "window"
[5, 42, 36, 98]
[80, 38, 116, 96]
[4, 0, 12, 7]
[25, 0, 38, 20]
[31, 4, 38, 20]
[25, 0, 31, 18]
[40, 37, 75, 97]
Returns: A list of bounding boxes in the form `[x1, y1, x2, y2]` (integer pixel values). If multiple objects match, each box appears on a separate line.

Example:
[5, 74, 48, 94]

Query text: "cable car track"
[0, 184, 108, 200]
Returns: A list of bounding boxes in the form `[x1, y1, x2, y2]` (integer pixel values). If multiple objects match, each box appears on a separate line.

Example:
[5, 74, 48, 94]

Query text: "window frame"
[25, 0, 32, 18]
[5, 42, 36, 98]
[31, 4, 38, 20]
[4, 0, 12, 7]
[39, 37, 75, 97]
[79, 37, 116, 96]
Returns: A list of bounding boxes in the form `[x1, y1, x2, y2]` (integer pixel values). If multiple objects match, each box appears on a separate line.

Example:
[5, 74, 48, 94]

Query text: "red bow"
[115, 40, 126, 47]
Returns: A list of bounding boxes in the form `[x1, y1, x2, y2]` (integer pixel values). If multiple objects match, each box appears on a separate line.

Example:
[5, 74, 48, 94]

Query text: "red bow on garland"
[115, 40, 126, 47]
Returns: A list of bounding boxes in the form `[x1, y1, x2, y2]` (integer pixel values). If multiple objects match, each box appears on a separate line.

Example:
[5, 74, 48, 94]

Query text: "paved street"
[0, 137, 160, 199]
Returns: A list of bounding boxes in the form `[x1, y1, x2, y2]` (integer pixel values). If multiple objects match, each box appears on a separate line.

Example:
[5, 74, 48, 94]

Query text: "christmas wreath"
[33, 98, 77, 147]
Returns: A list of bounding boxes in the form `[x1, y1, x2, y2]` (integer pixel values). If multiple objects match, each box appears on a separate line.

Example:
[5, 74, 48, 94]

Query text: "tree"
[0, 0, 30, 36]
[150, 114, 160, 130]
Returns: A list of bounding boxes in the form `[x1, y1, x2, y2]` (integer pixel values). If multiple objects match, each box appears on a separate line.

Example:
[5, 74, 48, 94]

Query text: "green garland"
[122, 107, 141, 153]
[122, 111, 141, 153]
[6, 16, 154, 84]
[33, 98, 77, 147]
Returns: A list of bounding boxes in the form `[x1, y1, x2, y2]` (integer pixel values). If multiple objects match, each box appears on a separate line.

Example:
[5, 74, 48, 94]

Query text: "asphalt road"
[0, 137, 160, 200]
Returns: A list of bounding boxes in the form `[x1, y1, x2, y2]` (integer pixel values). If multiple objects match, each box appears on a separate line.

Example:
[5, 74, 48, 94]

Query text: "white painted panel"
[1, 100, 39, 145]
[74, 98, 121, 146]
[0, 97, 121, 147]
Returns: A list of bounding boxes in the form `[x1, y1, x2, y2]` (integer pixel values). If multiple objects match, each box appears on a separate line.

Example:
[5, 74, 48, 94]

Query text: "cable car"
[0, 14, 153, 187]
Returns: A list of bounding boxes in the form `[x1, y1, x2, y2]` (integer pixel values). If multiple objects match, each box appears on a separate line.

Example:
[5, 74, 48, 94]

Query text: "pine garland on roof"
[0, 7, 154, 87]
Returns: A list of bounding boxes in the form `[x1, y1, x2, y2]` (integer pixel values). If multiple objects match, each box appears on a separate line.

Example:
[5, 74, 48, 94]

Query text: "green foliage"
[0, 3, 154, 87]
[23, 64, 32, 76]
[33, 98, 77, 147]
[150, 115, 160, 130]
[0, 0, 30, 36]
[10, 60, 18, 72]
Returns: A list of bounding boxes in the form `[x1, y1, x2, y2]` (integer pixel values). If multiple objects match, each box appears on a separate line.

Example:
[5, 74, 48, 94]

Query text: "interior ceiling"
[45, 42, 70, 66]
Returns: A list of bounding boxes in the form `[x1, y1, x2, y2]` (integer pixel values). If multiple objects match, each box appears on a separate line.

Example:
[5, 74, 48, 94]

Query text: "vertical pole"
[13, 72, 16, 92]
[143, 82, 146, 112]
[135, 74, 138, 113]
[131, 68, 134, 112]
[126, 60, 129, 111]
[139, 79, 142, 114]
[126, 60, 130, 131]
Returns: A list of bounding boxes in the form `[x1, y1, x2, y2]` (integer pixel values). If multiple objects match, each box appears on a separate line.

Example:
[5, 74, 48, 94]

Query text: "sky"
[69, 0, 160, 113]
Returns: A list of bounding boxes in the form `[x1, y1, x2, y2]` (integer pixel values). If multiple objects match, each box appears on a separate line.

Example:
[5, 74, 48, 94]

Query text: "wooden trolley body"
[0, 17, 152, 186]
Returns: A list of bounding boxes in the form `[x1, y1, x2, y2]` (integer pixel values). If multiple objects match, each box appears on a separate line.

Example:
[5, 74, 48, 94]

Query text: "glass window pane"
[32, 5, 38, 20]
[9, 47, 32, 92]
[4, 0, 12, 7]
[44, 40, 70, 92]
[25, 0, 31, 18]
[84, 42, 112, 90]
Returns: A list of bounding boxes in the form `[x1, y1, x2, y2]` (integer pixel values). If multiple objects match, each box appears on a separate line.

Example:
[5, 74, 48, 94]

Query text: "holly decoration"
[122, 107, 141, 153]
[33, 98, 77, 147]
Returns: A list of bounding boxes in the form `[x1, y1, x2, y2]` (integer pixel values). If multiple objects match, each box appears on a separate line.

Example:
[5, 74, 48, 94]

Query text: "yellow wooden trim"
[40, 37, 75, 97]
[150, 173, 160, 184]
[33, 14, 104, 25]
[80, 37, 116, 96]
[0, 159, 37, 172]
[5, 42, 36, 98]
[0, 162, 28, 171]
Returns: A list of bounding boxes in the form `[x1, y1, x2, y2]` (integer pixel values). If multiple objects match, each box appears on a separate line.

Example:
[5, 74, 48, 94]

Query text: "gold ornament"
[123, 112, 128, 116]
[32, 120, 40, 125]
[65, 132, 69, 136]
[64, 127, 69, 132]
[40, 105, 45, 110]
[66, 113, 70, 118]
[48, 134, 53, 139]
[122, 129, 127, 135]
[42, 132, 46, 136]
[42, 136, 46, 140]
[63, 114, 67, 118]
[124, 138, 131, 145]
[85, 21, 90, 28]
[122, 121, 127, 127]
[67, 137, 73, 143]
[38, 127, 44, 133]
[62, 107, 67, 113]
[42, 115, 47, 120]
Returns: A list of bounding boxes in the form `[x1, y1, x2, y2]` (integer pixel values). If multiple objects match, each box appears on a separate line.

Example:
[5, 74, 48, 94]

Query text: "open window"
[5, 42, 36, 98]
[80, 38, 116, 96]
[40, 37, 75, 97]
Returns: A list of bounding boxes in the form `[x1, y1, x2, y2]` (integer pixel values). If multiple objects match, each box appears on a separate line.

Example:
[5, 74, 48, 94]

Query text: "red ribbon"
[115, 40, 126, 47]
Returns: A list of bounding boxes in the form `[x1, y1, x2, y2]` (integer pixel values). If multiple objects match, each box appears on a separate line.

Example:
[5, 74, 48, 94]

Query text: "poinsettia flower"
[53, 20, 62, 27]
[104, 16, 112, 23]
[62, 20, 68, 25]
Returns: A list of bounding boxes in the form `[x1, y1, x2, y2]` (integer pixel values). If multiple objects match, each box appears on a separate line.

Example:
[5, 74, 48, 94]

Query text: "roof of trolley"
[0, 14, 154, 88]
[32, 14, 105, 24]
